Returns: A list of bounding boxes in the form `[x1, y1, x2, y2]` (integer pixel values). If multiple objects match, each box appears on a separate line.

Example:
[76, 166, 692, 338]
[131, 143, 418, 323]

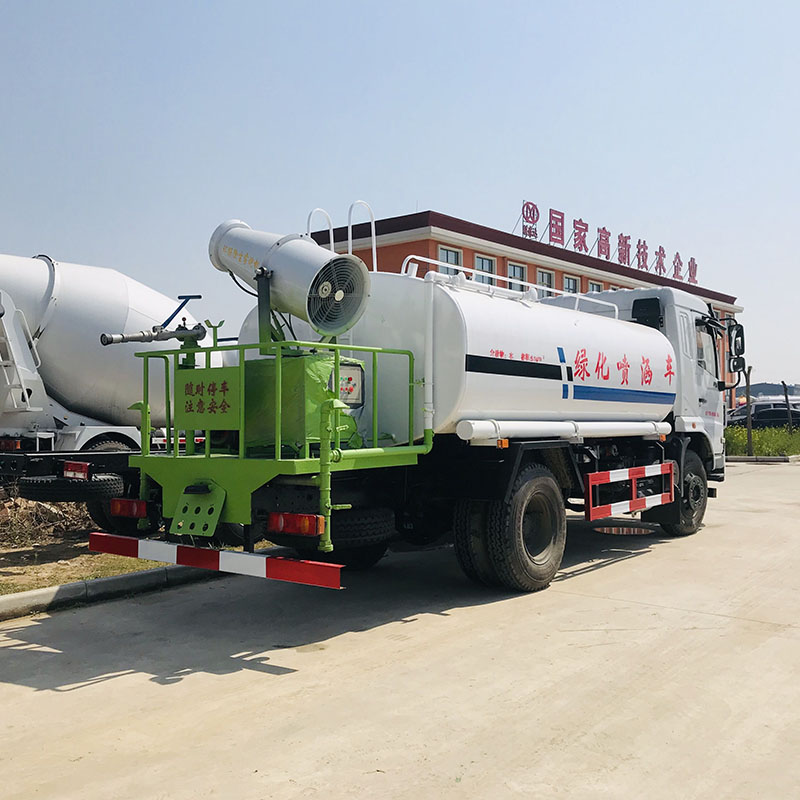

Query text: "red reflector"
[110, 498, 149, 518]
[267, 512, 325, 536]
[89, 531, 139, 558]
[63, 461, 90, 480]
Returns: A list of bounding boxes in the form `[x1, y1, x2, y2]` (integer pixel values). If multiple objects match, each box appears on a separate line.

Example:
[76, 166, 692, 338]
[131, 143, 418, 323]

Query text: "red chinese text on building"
[573, 218, 589, 253]
[574, 348, 590, 381]
[653, 246, 667, 276]
[618, 234, 631, 266]
[641, 356, 653, 386]
[636, 239, 648, 270]
[595, 351, 610, 380]
[672, 252, 683, 281]
[617, 354, 630, 385]
[597, 227, 611, 260]
[549, 209, 565, 246]
[687, 257, 698, 284]
[664, 354, 675, 385]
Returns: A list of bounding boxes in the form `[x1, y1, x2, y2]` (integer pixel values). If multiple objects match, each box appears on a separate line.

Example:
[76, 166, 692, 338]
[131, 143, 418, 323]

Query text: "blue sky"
[1, 0, 797, 383]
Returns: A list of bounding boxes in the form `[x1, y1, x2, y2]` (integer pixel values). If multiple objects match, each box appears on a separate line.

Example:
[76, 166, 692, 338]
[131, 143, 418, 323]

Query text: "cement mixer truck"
[0, 252, 210, 534]
[90, 214, 746, 592]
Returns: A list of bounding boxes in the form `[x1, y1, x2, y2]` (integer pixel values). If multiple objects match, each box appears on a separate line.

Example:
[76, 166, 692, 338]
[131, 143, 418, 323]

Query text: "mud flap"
[641, 500, 681, 524]
[169, 482, 226, 537]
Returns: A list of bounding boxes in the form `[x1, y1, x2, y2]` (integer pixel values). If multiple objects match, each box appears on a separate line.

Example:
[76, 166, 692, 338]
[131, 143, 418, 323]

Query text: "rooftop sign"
[520, 200, 698, 284]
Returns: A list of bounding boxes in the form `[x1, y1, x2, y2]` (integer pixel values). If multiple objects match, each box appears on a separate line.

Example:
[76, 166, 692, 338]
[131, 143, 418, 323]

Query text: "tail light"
[267, 512, 325, 536]
[63, 461, 90, 480]
[110, 498, 149, 518]
[0, 439, 21, 451]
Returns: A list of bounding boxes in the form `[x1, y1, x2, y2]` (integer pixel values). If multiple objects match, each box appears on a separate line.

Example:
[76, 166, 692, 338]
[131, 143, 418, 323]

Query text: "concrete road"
[1, 463, 799, 799]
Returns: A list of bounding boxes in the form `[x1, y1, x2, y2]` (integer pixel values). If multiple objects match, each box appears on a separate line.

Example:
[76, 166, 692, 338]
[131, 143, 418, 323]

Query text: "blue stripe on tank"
[557, 346, 566, 364]
[572, 385, 676, 404]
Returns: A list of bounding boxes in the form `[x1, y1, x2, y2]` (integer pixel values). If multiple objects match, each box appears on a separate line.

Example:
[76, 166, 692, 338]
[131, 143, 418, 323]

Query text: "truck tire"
[661, 450, 707, 537]
[331, 507, 396, 546]
[291, 507, 395, 570]
[452, 499, 500, 587]
[82, 440, 155, 536]
[19, 473, 124, 502]
[485, 465, 566, 592]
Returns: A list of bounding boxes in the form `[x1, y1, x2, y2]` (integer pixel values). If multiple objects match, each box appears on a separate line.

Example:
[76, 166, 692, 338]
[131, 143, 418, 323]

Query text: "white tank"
[0, 254, 199, 426]
[237, 271, 677, 445]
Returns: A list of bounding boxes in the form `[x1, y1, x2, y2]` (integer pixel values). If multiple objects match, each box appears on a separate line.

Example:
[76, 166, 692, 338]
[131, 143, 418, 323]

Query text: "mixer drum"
[0, 254, 200, 426]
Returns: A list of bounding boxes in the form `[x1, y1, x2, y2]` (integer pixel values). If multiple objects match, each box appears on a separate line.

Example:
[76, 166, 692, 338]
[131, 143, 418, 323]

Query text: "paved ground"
[1, 462, 798, 799]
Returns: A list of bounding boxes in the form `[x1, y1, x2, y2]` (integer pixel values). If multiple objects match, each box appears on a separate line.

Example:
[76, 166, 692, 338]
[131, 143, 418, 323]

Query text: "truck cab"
[547, 286, 728, 478]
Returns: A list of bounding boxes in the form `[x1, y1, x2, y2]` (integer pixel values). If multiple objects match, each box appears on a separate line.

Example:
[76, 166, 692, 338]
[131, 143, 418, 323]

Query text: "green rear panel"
[133, 340, 430, 541]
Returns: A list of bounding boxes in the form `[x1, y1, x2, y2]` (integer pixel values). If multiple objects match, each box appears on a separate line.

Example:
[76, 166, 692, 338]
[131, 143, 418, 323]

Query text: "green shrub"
[725, 425, 800, 456]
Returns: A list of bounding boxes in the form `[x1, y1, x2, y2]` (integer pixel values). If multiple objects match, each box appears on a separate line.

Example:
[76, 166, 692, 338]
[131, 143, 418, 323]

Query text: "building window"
[563, 275, 579, 294]
[536, 269, 555, 297]
[474, 254, 495, 285]
[508, 263, 526, 291]
[588, 280, 602, 293]
[438, 246, 461, 276]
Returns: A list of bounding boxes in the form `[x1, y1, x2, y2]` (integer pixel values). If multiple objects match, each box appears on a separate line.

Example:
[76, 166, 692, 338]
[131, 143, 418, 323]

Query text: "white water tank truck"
[90, 215, 747, 592]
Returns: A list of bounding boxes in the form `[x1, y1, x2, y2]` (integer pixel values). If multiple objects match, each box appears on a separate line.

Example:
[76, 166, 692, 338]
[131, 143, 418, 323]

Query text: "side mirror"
[728, 323, 745, 357]
[728, 355, 746, 373]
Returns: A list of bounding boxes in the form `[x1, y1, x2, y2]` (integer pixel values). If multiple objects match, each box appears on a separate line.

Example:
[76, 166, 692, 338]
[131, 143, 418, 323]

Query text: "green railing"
[136, 339, 420, 462]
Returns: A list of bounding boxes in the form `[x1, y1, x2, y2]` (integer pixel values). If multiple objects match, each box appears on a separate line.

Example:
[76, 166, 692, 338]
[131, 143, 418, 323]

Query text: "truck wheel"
[291, 508, 395, 570]
[452, 499, 500, 587]
[331, 507, 396, 546]
[486, 465, 566, 592]
[82, 440, 154, 536]
[661, 450, 707, 537]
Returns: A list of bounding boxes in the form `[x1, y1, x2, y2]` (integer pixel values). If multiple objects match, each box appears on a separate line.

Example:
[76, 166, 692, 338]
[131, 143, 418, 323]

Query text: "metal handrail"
[400, 254, 619, 318]
[15, 308, 41, 368]
[306, 208, 335, 252]
[136, 338, 418, 463]
[347, 200, 378, 272]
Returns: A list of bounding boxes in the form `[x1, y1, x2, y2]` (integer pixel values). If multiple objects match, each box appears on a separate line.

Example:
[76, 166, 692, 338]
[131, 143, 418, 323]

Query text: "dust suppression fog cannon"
[209, 220, 371, 336]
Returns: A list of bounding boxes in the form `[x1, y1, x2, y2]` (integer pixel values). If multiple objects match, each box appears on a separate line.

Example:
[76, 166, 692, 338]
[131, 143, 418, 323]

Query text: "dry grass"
[0, 495, 160, 595]
[0, 496, 93, 547]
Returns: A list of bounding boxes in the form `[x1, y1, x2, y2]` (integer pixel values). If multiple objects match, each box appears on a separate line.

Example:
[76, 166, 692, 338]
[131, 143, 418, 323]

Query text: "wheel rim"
[521, 491, 556, 565]
[684, 471, 706, 524]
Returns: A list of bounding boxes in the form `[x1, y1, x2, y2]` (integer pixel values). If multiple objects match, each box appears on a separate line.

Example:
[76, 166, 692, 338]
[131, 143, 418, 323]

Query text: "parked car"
[728, 402, 800, 428]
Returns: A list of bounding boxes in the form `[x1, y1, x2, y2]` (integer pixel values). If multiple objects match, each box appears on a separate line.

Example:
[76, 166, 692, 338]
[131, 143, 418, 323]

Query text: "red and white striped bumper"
[584, 462, 674, 521]
[89, 532, 343, 590]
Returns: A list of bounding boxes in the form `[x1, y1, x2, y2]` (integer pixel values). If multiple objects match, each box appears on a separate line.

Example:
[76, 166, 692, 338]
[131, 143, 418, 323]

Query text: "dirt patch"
[0, 527, 162, 595]
[0, 498, 160, 595]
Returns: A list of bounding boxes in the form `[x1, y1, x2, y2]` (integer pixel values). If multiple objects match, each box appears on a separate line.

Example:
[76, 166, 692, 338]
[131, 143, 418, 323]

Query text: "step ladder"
[0, 295, 43, 413]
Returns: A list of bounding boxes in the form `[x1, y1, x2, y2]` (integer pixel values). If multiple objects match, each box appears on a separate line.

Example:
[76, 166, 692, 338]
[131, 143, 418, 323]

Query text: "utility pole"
[745, 366, 753, 456]
[781, 380, 794, 434]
